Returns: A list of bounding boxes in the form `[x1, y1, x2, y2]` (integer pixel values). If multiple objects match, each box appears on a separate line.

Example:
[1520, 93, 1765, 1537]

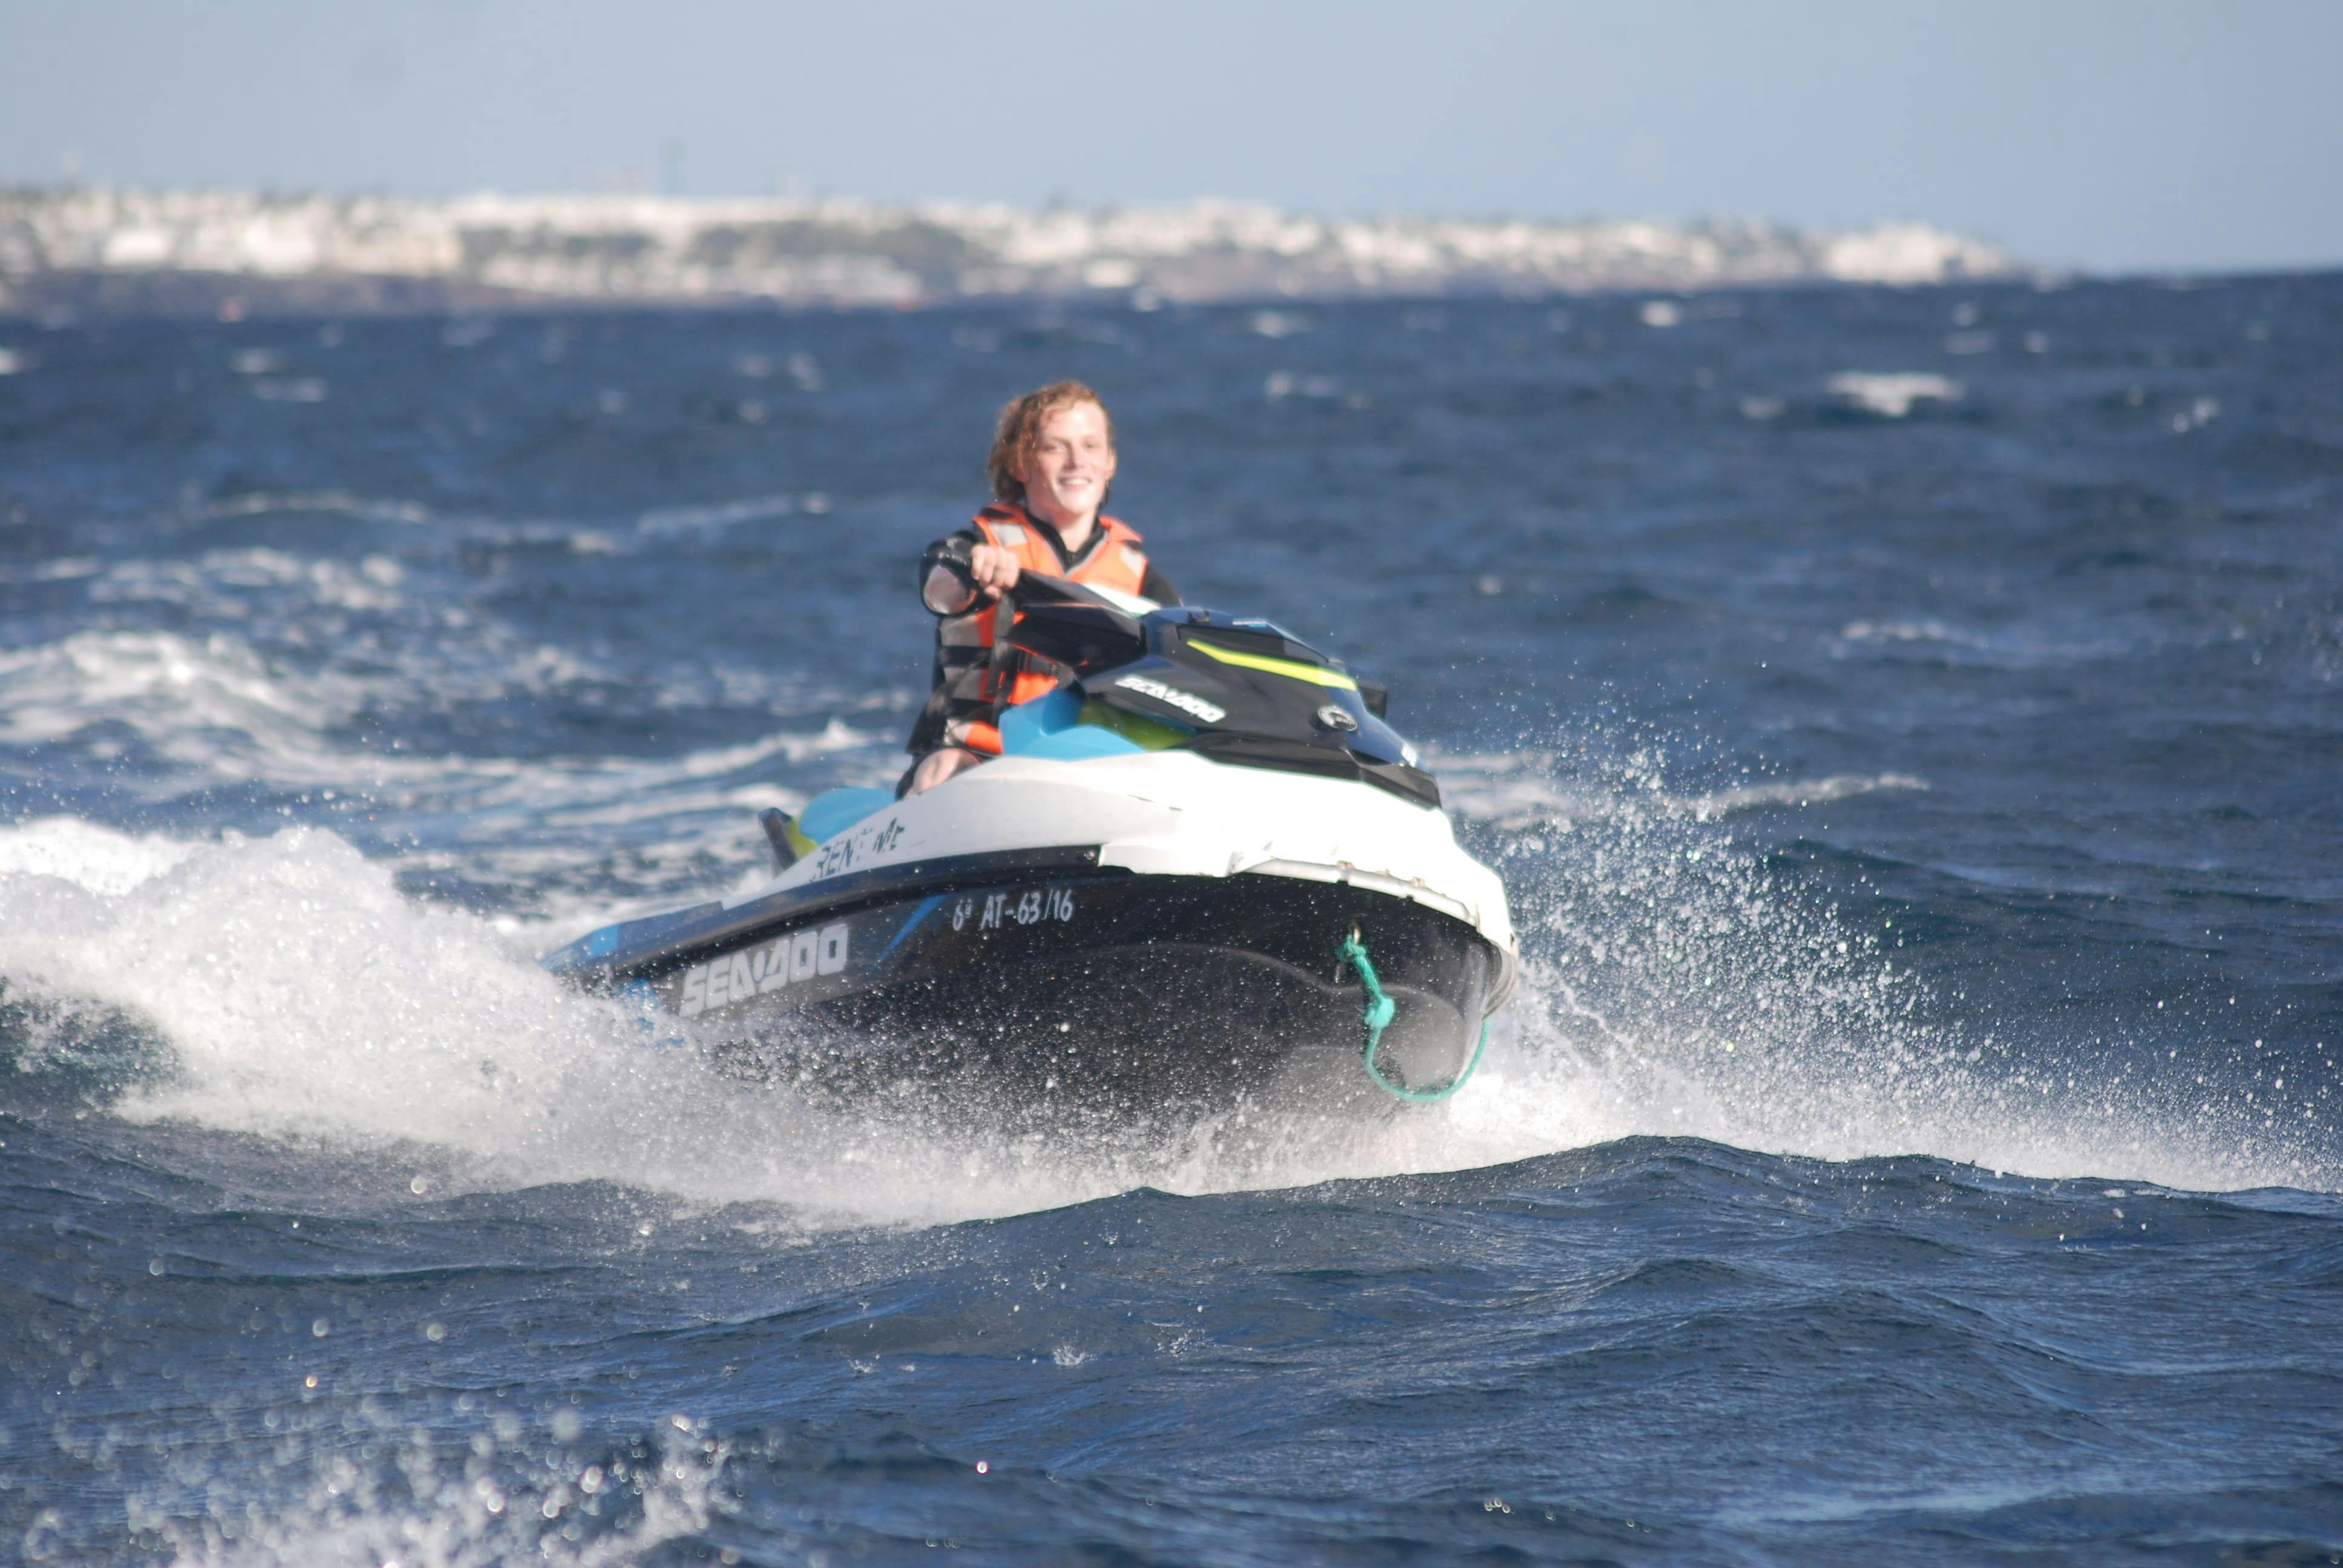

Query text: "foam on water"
[0, 822, 1071, 1227]
[0, 620, 893, 910]
[0, 815, 199, 895]
[1, 768, 2327, 1235]
[0, 629, 374, 780]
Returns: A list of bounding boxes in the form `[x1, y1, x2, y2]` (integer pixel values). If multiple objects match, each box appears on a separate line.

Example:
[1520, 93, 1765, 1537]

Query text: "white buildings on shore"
[0, 186, 2013, 313]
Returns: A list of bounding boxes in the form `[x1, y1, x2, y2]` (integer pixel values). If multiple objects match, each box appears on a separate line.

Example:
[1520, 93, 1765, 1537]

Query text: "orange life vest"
[951, 504, 1151, 754]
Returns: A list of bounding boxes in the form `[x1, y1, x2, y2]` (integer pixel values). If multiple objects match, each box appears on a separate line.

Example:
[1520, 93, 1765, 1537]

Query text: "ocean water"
[2, 277, 2340, 1566]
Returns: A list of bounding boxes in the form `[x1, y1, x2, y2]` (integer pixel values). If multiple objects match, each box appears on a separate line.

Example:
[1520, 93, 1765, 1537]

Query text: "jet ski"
[542, 575, 1516, 1114]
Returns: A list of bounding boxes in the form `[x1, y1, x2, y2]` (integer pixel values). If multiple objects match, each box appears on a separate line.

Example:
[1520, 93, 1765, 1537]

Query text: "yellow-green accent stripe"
[1078, 699, 1191, 750]
[1185, 639, 1358, 690]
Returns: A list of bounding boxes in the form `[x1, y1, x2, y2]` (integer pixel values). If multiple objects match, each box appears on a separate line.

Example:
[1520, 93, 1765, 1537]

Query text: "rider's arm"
[919, 531, 982, 615]
[924, 529, 1175, 611]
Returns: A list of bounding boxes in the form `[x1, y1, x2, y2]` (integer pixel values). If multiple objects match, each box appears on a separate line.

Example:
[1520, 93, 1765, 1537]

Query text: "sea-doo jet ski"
[543, 575, 1516, 1113]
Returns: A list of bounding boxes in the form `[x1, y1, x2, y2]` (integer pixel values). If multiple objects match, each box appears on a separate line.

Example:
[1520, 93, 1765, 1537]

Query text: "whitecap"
[1247, 310, 1310, 339]
[251, 376, 329, 402]
[636, 494, 811, 536]
[1826, 371, 1964, 418]
[1264, 371, 1355, 404]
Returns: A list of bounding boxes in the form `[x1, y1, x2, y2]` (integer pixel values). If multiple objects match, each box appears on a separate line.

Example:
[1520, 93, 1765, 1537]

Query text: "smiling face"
[1017, 400, 1118, 537]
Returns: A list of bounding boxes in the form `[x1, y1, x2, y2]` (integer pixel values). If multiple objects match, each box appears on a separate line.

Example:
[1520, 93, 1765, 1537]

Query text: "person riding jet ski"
[902, 380, 1182, 796]
[542, 378, 1514, 1115]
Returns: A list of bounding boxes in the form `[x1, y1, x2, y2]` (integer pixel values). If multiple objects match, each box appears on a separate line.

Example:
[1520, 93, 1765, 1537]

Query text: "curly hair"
[987, 381, 1115, 504]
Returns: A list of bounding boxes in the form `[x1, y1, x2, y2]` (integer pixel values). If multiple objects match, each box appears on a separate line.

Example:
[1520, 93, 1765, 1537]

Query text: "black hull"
[563, 857, 1496, 1114]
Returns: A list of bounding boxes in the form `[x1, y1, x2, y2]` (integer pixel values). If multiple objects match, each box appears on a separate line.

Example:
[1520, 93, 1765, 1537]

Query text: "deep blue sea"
[3, 276, 2341, 1566]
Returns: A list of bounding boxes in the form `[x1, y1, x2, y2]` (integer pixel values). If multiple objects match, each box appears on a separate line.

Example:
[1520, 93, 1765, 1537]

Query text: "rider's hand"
[969, 543, 1022, 597]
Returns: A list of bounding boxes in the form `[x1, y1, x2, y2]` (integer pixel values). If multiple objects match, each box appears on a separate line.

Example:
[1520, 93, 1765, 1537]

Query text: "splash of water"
[0, 820, 1094, 1227]
[112, 1415, 726, 1568]
[0, 788, 2327, 1229]
[1435, 746, 2340, 1195]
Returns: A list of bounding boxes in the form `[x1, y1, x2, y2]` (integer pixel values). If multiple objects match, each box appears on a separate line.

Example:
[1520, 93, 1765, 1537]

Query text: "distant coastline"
[0, 186, 2019, 320]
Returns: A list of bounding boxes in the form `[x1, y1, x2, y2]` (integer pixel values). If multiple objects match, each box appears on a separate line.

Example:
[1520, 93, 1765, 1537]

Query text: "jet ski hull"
[565, 852, 1496, 1114]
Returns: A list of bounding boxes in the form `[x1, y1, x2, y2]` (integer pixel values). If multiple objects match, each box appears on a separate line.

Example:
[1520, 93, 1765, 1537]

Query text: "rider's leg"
[903, 745, 985, 796]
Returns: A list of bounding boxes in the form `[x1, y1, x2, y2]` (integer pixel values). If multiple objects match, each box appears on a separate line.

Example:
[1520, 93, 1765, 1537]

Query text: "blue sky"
[3, 0, 2336, 273]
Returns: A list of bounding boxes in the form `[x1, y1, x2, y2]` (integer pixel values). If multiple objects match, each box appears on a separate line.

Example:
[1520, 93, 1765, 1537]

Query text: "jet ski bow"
[543, 575, 1517, 1112]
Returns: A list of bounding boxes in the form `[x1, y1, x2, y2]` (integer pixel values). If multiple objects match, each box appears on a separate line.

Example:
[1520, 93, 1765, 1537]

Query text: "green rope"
[1339, 927, 1489, 1104]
